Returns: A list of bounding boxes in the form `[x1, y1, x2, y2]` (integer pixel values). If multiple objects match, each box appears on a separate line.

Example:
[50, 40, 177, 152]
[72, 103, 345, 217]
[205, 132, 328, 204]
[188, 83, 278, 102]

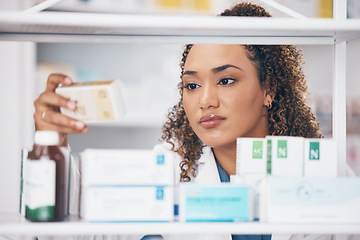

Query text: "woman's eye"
[219, 78, 235, 85]
[184, 83, 199, 90]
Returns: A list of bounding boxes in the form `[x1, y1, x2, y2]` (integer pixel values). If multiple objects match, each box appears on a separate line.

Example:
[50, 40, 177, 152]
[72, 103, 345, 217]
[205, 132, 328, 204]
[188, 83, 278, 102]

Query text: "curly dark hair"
[162, 2, 323, 182]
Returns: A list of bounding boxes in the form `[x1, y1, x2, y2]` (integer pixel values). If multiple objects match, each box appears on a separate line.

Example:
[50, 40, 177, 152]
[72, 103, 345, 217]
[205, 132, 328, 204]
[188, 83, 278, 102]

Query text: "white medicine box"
[80, 148, 174, 186]
[303, 138, 337, 177]
[236, 138, 267, 175]
[56, 79, 125, 123]
[266, 136, 304, 177]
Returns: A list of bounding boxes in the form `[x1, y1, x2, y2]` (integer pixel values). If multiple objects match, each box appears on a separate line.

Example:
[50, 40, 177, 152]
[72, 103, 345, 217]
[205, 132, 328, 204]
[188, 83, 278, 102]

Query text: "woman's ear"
[263, 90, 274, 109]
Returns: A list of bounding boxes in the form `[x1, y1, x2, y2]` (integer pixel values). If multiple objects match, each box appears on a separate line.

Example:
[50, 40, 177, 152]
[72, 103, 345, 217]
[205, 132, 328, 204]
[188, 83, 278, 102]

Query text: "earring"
[267, 102, 272, 109]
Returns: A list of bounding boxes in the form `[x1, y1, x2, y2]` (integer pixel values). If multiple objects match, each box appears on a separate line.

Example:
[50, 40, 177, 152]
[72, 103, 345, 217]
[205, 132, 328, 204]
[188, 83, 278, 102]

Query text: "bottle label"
[25, 157, 56, 221]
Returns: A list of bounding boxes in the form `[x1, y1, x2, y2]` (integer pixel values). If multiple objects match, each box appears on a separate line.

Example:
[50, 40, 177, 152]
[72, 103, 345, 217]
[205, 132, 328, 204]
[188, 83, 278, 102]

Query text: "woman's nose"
[199, 85, 219, 109]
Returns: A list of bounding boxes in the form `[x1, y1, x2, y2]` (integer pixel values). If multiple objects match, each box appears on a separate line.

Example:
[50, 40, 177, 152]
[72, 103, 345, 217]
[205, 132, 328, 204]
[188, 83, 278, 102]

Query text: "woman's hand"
[34, 74, 88, 136]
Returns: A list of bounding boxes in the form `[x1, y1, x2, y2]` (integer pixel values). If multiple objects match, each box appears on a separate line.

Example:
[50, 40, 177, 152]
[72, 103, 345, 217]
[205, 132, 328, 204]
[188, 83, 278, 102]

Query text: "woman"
[34, 3, 326, 240]
[161, 4, 322, 183]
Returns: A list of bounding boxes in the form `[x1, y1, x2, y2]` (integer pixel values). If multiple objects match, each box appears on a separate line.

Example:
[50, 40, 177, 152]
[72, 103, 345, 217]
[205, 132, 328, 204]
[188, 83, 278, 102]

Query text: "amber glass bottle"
[25, 131, 66, 222]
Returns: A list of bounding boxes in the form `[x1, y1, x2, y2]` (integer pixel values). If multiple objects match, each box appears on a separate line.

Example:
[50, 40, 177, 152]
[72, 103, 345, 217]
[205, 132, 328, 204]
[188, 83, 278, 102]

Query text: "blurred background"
[1, 0, 360, 213]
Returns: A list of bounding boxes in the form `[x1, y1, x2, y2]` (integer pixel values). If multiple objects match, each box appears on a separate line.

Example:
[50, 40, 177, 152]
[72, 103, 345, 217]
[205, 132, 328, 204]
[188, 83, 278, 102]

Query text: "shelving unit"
[0, 12, 360, 44]
[1, 213, 360, 236]
[0, 0, 359, 238]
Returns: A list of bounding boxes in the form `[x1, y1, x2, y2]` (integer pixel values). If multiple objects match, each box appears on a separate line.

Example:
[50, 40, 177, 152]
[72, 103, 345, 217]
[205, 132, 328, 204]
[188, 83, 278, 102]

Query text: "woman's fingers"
[46, 73, 73, 92]
[35, 91, 76, 112]
[35, 110, 88, 134]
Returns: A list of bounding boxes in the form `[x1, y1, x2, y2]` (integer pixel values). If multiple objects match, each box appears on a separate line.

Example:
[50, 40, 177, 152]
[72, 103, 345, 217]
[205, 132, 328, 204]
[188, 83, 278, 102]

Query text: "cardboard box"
[81, 185, 174, 222]
[303, 138, 337, 177]
[236, 137, 267, 175]
[179, 183, 254, 222]
[260, 176, 360, 223]
[266, 136, 304, 177]
[80, 148, 174, 186]
[56, 79, 125, 123]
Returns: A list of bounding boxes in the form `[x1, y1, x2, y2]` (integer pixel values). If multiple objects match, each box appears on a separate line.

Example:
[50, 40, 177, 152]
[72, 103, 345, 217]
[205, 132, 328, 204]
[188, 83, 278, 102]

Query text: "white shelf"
[0, 11, 360, 44]
[1, 213, 360, 236]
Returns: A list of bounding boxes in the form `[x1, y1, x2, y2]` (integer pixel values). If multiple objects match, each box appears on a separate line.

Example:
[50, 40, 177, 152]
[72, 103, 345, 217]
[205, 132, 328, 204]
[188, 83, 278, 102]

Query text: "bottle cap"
[34, 131, 60, 146]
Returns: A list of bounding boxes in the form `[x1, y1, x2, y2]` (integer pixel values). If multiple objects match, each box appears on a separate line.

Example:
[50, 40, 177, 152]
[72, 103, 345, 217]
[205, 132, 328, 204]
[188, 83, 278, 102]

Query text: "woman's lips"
[199, 114, 226, 129]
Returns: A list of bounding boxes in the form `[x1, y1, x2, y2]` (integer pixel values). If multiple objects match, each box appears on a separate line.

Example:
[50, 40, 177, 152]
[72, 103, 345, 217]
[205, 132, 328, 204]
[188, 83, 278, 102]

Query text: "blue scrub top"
[215, 159, 271, 240]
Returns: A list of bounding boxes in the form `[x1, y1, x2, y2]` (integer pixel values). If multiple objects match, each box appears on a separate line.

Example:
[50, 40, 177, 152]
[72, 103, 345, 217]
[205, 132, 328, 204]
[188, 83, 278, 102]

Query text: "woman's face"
[182, 44, 271, 149]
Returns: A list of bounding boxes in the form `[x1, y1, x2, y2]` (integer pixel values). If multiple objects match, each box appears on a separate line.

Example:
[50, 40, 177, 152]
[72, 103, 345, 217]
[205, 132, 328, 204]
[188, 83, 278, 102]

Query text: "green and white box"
[303, 138, 337, 177]
[266, 136, 304, 177]
[236, 138, 267, 175]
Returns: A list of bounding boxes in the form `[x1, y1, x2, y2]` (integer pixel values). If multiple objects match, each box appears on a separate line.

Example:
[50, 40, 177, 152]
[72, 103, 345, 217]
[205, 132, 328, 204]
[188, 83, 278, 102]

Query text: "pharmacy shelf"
[0, 11, 360, 44]
[0, 213, 360, 236]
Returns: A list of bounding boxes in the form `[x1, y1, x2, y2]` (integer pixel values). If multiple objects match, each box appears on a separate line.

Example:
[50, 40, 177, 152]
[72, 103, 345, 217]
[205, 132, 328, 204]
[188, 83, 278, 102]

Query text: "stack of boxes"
[235, 136, 360, 223]
[80, 147, 174, 222]
[77, 136, 360, 224]
[236, 136, 338, 179]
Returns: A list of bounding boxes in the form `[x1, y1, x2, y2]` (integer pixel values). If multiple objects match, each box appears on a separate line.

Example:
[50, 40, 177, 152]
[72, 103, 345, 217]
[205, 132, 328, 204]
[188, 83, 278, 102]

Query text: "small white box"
[80, 149, 174, 186]
[261, 176, 360, 223]
[179, 183, 254, 222]
[81, 186, 174, 222]
[303, 138, 337, 177]
[236, 138, 267, 175]
[56, 79, 125, 123]
[266, 136, 304, 177]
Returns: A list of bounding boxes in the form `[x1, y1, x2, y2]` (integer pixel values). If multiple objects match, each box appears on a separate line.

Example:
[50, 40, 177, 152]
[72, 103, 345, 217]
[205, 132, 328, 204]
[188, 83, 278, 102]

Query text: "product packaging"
[20, 146, 75, 218]
[80, 148, 174, 186]
[56, 79, 125, 123]
[260, 176, 360, 223]
[230, 173, 266, 220]
[179, 183, 254, 222]
[266, 136, 304, 177]
[81, 186, 174, 222]
[24, 131, 67, 222]
[80, 148, 174, 222]
[236, 137, 267, 175]
[303, 138, 337, 177]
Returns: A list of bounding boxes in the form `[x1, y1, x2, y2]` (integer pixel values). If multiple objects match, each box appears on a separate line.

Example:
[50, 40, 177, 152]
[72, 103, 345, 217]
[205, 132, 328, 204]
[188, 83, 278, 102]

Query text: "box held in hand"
[56, 79, 125, 123]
